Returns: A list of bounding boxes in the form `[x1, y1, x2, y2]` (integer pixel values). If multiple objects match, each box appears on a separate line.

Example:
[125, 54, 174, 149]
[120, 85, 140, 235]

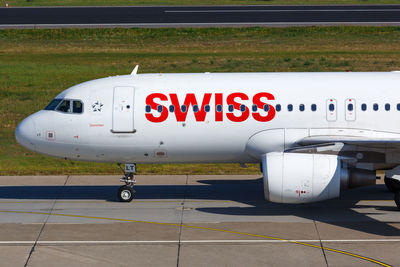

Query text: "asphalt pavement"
[1, 5, 400, 28]
[0, 175, 398, 266]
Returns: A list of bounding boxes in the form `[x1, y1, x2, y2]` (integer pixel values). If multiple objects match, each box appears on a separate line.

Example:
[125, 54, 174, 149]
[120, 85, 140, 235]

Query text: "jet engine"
[262, 152, 376, 204]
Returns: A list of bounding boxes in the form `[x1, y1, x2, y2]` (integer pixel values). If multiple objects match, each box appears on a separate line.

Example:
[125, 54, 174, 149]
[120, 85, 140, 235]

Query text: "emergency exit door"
[345, 98, 356, 121]
[112, 86, 135, 133]
[326, 99, 337, 122]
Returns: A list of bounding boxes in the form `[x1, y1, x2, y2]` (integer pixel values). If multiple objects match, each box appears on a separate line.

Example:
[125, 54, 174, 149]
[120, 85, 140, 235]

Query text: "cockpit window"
[73, 100, 83, 113]
[44, 99, 62, 110]
[45, 98, 84, 114]
[56, 100, 71, 113]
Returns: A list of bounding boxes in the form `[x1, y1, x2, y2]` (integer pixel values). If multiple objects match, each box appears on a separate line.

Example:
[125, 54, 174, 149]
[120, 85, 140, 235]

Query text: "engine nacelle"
[262, 152, 376, 204]
[262, 152, 341, 203]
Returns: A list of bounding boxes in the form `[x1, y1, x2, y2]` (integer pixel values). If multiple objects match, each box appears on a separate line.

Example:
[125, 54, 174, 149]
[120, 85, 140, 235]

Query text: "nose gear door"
[112, 86, 135, 133]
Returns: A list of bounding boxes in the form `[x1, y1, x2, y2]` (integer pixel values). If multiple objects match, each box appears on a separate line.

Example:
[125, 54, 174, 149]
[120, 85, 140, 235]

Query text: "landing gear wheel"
[384, 177, 396, 192]
[118, 185, 134, 202]
[395, 191, 400, 211]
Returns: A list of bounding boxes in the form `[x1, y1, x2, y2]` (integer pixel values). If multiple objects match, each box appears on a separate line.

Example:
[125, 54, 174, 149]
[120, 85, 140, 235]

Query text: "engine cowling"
[262, 152, 376, 204]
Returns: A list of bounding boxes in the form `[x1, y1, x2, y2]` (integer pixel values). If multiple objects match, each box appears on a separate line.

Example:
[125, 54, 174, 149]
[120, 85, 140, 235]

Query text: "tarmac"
[2, 5, 400, 28]
[0, 174, 399, 267]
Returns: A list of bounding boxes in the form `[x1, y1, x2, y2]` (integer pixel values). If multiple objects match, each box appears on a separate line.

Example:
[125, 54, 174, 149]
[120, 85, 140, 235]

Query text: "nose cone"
[15, 116, 37, 152]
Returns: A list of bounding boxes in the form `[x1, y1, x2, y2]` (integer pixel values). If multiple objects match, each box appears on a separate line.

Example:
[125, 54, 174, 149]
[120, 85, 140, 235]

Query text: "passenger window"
[193, 105, 199, 113]
[204, 105, 210, 112]
[240, 105, 246, 112]
[252, 104, 257, 112]
[329, 103, 335, 111]
[157, 105, 163, 112]
[347, 103, 353, 111]
[44, 99, 62, 110]
[276, 104, 281, 112]
[216, 105, 222, 113]
[73, 101, 83, 113]
[373, 103, 379, 111]
[145, 105, 151, 113]
[263, 104, 269, 112]
[299, 104, 305, 112]
[228, 105, 234, 112]
[56, 100, 71, 113]
[288, 104, 293, 112]
[361, 103, 367, 111]
[311, 104, 317, 111]
[181, 105, 187, 112]
[169, 105, 175, 113]
[385, 103, 390, 111]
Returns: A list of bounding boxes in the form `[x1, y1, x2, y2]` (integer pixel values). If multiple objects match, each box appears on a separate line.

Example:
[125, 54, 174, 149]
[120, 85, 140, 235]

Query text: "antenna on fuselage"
[131, 65, 139, 76]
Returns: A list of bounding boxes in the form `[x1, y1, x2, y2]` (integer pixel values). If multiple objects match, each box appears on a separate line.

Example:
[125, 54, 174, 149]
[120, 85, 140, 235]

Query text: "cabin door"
[112, 86, 135, 133]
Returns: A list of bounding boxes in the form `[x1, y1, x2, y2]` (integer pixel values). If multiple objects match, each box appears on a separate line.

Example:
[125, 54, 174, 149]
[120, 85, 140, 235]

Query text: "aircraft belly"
[70, 134, 252, 163]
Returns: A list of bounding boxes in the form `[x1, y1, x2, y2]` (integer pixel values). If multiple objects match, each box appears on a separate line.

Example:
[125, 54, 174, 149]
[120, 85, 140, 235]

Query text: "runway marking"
[0, 210, 392, 267]
[0, 239, 400, 245]
[165, 9, 400, 13]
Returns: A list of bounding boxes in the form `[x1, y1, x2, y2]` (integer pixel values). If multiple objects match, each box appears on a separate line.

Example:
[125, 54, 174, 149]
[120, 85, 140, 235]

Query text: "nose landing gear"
[118, 184, 135, 202]
[117, 163, 136, 202]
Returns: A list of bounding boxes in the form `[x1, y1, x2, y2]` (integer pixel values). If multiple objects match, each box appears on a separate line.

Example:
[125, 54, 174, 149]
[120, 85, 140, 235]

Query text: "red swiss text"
[145, 92, 276, 123]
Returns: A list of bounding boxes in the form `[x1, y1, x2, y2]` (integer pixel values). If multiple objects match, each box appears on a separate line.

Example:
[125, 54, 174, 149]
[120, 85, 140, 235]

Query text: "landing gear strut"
[117, 163, 136, 202]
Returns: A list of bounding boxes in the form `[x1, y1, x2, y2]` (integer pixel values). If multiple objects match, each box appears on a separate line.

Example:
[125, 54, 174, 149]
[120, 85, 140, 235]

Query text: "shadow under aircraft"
[0, 177, 398, 237]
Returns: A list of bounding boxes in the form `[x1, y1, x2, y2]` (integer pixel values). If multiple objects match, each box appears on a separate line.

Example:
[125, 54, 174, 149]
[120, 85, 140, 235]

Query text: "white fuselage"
[15, 72, 400, 167]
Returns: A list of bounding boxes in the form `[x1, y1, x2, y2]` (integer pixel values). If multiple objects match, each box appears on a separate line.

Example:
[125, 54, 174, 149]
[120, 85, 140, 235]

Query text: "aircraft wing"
[296, 136, 400, 149]
[287, 136, 400, 169]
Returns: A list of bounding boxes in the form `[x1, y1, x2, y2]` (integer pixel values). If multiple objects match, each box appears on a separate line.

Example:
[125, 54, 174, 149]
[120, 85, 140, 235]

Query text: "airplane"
[14, 66, 400, 209]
